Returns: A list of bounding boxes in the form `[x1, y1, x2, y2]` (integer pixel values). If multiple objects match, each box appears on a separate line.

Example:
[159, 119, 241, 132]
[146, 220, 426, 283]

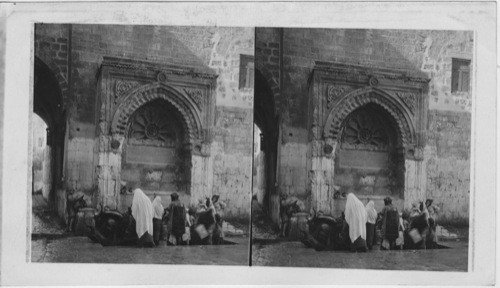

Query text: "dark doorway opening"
[253, 70, 279, 224]
[33, 58, 66, 212]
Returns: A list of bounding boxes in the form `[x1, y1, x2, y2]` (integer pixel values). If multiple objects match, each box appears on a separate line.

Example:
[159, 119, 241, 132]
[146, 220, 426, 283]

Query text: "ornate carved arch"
[111, 82, 203, 145]
[324, 87, 416, 147]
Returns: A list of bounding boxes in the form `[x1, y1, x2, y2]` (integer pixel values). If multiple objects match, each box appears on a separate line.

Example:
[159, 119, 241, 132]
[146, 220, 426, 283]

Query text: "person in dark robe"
[424, 199, 439, 249]
[167, 193, 187, 245]
[407, 201, 430, 249]
[381, 197, 400, 250]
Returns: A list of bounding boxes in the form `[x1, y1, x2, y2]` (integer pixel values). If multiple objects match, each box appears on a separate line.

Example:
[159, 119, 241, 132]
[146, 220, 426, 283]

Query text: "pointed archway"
[309, 61, 429, 215]
[33, 57, 66, 210]
[253, 69, 280, 223]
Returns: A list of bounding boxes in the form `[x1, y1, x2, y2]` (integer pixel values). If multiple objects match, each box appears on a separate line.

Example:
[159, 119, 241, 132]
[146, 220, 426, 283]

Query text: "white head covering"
[131, 188, 154, 237]
[345, 193, 367, 242]
[152, 195, 164, 220]
[365, 200, 378, 224]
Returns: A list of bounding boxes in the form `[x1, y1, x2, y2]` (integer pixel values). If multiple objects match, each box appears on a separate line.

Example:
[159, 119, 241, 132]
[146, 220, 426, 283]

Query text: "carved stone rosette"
[114, 80, 141, 104]
[327, 84, 351, 109]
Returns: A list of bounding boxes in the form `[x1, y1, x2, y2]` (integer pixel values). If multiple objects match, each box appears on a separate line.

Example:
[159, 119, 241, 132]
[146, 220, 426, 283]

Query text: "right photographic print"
[251, 27, 472, 271]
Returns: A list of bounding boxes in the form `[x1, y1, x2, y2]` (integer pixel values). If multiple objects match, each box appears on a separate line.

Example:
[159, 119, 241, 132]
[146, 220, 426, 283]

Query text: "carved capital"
[405, 146, 424, 161]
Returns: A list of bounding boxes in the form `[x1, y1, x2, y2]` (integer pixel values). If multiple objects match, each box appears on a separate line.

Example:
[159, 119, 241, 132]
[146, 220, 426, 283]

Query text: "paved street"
[32, 235, 249, 265]
[31, 197, 250, 266]
[250, 199, 469, 271]
[251, 239, 468, 271]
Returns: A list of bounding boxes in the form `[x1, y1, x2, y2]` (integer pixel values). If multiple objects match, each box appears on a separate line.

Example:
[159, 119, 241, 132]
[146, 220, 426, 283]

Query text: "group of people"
[89, 188, 225, 247]
[344, 193, 439, 252]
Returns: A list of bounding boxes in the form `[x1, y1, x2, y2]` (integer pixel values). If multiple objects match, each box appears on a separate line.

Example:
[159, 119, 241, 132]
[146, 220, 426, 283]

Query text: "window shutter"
[461, 71, 470, 92]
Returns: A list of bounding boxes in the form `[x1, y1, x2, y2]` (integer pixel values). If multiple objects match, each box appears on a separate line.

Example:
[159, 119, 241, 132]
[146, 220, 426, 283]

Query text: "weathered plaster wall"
[256, 28, 472, 221]
[35, 24, 254, 218]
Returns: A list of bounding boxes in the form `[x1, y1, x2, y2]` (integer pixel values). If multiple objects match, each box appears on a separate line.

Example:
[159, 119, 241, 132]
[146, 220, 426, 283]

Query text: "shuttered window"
[451, 58, 471, 93]
[239, 54, 254, 89]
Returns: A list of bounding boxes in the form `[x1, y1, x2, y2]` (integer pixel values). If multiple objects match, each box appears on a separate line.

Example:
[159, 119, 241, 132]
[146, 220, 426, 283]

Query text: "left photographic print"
[30, 23, 254, 265]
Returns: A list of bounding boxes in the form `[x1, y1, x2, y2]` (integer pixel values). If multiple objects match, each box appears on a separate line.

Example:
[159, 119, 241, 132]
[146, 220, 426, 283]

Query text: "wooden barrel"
[288, 212, 309, 241]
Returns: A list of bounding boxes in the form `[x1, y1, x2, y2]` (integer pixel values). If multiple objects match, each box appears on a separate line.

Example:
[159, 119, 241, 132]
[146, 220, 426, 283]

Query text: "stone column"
[189, 143, 212, 207]
[403, 149, 427, 210]
[309, 139, 337, 214]
[96, 132, 123, 210]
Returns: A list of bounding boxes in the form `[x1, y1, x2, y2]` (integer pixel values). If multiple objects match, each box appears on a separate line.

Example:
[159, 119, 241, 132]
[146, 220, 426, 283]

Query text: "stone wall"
[211, 106, 253, 218]
[255, 28, 281, 105]
[35, 24, 254, 219]
[425, 110, 471, 222]
[34, 24, 70, 103]
[256, 28, 472, 222]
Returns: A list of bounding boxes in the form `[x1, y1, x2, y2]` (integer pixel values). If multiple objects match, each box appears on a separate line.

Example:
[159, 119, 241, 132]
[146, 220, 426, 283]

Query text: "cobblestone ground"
[31, 198, 251, 265]
[32, 235, 250, 265]
[32, 194, 67, 235]
[251, 240, 468, 271]
[250, 199, 468, 271]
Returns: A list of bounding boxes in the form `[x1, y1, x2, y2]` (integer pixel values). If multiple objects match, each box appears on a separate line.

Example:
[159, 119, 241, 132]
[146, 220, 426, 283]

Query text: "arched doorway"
[33, 58, 65, 209]
[99, 57, 216, 212]
[253, 70, 279, 222]
[334, 103, 405, 211]
[119, 99, 191, 209]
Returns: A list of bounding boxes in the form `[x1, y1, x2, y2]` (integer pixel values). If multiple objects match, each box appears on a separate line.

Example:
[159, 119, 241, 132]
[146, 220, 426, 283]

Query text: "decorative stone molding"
[395, 91, 417, 114]
[314, 61, 429, 85]
[405, 146, 424, 161]
[128, 103, 180, 146]
[312, 61, 428, 151]
[323, 143, 334, 154]
[157, 71, 167, 82]
[97, 56, 218, 81]
[100, 57, 216, 147]
[323, 87, 416, 147]
[114, 80, 141, 104]
[368, 76, 379, 87]
[184, 88, 204, 108]
[111, 82, 204, 145]
[327, 84, 352, 109]
[95, 56, 217, 213]
[340, 108, 391, 151]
